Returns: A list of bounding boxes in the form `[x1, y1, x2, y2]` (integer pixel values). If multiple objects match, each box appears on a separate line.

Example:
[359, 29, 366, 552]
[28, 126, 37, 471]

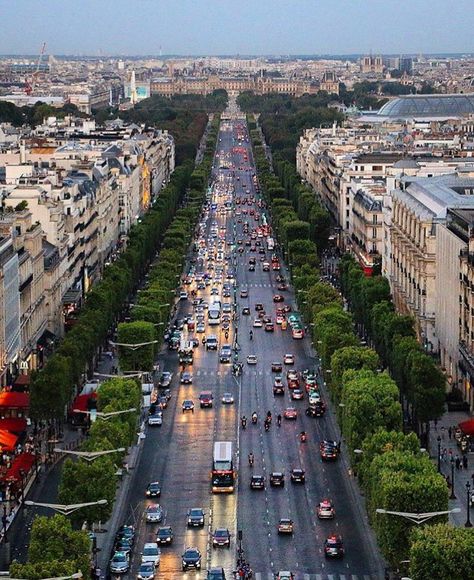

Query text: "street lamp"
[72, 408, 136, 422]
[53, 448, 125, 462]
[450, 457, 457, 499]
[6, 573, 83, 580]
[375, 507, 461, 525]
[465, 481, 472, 528]
[437, 435, 441, 473]
[25, 499, 107, 516]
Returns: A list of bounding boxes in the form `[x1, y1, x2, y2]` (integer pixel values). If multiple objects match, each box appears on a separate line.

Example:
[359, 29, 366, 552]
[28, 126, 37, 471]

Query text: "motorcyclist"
[251, 412, 258, 424]
[266, 411, 272, 423]
[277, 414, 282, 427]
[249, 329, 253, 340]
[264, 419, 270, 432]
[225, 329, 229, 340]
[300, 431, 307, 442]
[241, 416, 247, 429]
[248, 452, 254, 466]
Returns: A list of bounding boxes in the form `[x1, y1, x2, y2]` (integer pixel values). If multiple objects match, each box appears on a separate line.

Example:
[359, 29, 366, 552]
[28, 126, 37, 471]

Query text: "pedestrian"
[441, 426, 445, 440]
[442, 447, 448, 461]
[456, 456, 461, 470]
[448, 426, 452, 439]
[463, 455, 468, 469]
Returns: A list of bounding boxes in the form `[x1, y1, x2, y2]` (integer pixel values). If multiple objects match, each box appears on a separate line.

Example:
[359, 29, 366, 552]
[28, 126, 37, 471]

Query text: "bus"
[208, 300, 221, 325]
[267, 237, 275, 251]
[212, 441, 235, 493]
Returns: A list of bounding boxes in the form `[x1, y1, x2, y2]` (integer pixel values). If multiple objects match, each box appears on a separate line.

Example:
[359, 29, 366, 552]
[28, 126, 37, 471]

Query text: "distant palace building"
[150, 73, 340, 97]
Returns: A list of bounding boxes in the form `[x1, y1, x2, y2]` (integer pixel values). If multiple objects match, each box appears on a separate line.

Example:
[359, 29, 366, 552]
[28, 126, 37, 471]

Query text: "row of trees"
[249, 116, 466, 579]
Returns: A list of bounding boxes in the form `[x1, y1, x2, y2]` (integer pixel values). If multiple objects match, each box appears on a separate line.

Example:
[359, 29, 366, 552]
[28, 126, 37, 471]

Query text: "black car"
[273, 384, 285, 396]
[156, 526, 173, 545]
[324, 535, 344, 558]
[270, 472, 285, 487]
[187, 508, 205, 527]
[290, 468, 305, 484]
[320, 441, 339, 461]
[115, 525, 135, 545]
[250, 475, 265, 490]
[207, 568, 226, 580]
[306, 402, 326, 417]
[242, 307, 250, 315]
[158, 372, 172, 388]
[146, 482, 161, 497]
[182, 547, 202, 570]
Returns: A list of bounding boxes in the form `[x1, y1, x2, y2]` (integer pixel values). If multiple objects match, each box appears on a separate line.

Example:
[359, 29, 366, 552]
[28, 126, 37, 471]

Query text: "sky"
[1, 0, 474, 56]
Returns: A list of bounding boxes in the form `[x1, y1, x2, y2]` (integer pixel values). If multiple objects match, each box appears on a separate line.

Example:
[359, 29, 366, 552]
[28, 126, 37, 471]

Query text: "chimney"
[20, 141, 26, 164]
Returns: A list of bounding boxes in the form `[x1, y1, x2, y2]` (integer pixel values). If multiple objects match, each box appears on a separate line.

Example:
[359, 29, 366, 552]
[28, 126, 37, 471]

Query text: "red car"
[324, 535, 344, 559]
[320, 441, 339, 461]
[283, 407, 298, 420]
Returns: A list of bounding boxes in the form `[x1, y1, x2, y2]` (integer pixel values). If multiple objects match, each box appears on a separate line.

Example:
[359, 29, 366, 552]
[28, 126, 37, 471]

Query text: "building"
[0, 235, 20, 386]
[360, 55, 384, 75]
[374, 94, 474, 122]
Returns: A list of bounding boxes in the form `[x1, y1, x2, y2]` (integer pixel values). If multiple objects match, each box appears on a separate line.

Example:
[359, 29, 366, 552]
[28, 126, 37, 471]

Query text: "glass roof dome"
[377, 94, 474, 118]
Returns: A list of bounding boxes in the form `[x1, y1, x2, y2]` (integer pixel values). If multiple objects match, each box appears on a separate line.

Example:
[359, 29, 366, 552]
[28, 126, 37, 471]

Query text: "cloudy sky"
[2, 0, 473, 56]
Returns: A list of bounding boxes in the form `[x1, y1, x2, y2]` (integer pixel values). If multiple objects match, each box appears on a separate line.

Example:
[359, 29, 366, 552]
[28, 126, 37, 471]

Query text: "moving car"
[187, 508, 205, 527]
[207, 568, 226, 580]
[182, 547, 202, 571]
[148, 412, 163, 426]
[320, 441, 339, 461]
[271, 362, 283, 373]
[137, 562, 155, 580]
[273, 294, 284, 302]
[146, 482, 161, 498]
[219, 345, 232, 363]
[277, 518, 294, 534]
[290, 468, 305, 484]
[158, 372, 172, 388]
[212, 528, 231, 548]
[206, 336, 218, 350]
[146, 504, 163, 523]
[221, 392, 234, 404]
[141, 543, 161, 567]
[291, 389, 305, 401]
[306, 401, 326, 417]
[199, 391, 214, 408]
[247, 354, 257, 365]
[283, 407, 298, 420]
[182, 400, 195, 413]
[180, 371, 193, 384]
[265, 322, 274, 332]
[284, 354, 295, 365]
[270, 472, 285, 487]
[324, 535, 344, 559]
[250, 475, 265, 490]
[253, 318, 263, 328]
[242, 307, 250, 315]
[317, 499, 335, 519]
[156, 526, 173, 545]
[275, 573, 294, 580]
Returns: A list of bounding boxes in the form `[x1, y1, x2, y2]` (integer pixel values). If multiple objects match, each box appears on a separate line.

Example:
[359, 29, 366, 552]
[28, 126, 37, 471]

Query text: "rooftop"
[377, 94, 474, 120]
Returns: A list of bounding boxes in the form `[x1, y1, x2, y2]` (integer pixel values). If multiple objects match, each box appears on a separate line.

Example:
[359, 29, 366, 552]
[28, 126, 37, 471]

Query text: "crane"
[24, 42, 46, 95]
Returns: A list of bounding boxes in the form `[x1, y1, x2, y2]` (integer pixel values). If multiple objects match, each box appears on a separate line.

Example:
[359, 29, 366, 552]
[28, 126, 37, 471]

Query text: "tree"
[288, 239, 318, 269]
[282, 220, 310, 243]
[10, 515, 90, 579]
[308, 282, 342, 316]
[409, 524, 474, 580]
[309, 203, 331, 251]
[407, 350, 446, 428]
[330, 346, 380, 401]
[117, 321, 156, 371]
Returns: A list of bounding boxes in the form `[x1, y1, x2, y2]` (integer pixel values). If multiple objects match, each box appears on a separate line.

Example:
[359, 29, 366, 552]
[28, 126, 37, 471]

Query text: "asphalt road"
[117, 115, 383, 580]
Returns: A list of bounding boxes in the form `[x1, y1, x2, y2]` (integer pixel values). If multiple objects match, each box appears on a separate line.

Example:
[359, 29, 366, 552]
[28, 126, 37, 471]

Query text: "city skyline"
[2, 0, 474, 56]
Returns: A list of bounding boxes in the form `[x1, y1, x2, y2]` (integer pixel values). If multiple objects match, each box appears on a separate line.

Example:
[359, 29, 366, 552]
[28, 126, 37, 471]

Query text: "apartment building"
[0, 236, 20, 386]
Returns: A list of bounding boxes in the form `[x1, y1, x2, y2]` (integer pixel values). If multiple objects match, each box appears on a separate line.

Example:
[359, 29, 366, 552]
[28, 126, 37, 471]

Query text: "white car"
[309, 391, 321, 405]
[253, 319, 263, 328]
[148, 413, 163, 426]
[141, 543, 161, 567]
[221, 392, 234, 404]
[284, 354, 295, 365]
[247, 355, 257, 365]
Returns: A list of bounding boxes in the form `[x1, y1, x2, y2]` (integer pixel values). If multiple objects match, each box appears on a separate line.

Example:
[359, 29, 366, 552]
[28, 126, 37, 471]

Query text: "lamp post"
[18, 469, 26, 503]
[53, 448, 125, 462]
[450, 457, 457, 499]
[437, 435, 441, 473]
[376, 507, 461, 525]
[465, 481, 472, 528]
[25, 499, 107, 516]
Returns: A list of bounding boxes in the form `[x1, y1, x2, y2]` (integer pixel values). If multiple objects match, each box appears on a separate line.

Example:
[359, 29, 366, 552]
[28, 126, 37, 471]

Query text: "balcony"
[459, 340, 474, 376]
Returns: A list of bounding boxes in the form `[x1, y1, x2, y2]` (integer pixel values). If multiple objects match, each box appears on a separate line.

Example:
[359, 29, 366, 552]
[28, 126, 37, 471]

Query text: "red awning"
[13, 375, 30, 387]
[4, 452, 35, 482]
[71, 392, 97, 413]
[459, 419, 474, 436]
[0, 418, 27, 433]
[0, 431, 18, 452]
[0, 392, 29, 409]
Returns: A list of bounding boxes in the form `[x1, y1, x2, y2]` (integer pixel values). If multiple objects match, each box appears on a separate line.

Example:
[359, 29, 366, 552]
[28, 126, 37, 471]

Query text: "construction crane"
[24, 42, 46, 95]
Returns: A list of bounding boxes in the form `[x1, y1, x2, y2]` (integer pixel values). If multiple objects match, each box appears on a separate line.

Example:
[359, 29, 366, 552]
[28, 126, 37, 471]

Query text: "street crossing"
[252, 574, 378, 580]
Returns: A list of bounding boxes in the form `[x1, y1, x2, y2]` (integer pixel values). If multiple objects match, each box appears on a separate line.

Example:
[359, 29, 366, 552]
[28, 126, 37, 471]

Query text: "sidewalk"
[428, 410, 474, 527]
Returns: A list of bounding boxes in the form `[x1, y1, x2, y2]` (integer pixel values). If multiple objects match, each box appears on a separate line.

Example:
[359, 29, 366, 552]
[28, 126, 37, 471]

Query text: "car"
[248, 264, 255, 271]
[262, 262, 270, 271]
[273, 383, 285, 396]
[141, 543, 160, 567]
[179, 291, 188, 301]
[207, 568, 226, 580]
[222, 392, 234, 404]
[284, 354, 295, 365]
[219, 345, 232, 363]
[146, 504, 163, 523]
[137, 562, 155, 580]
[306, 402, 326, 417]
[324, 534, 344, 559]
[182, 547, 202, 571]
[290, 468, 306, 483]
[247, 354, 257, 365]
[265, 322, 274, 332]
[277, 518, 294, 534]
[242, 307, 250, 315]
[284, 407, 298, 420]
[196, 322, 206, 333]
[158, 372, 172, 388]
[308, 391, 321, 405]
[291, 389, 305, 401]
[148, 412, 163, 426]
[240, 289, 249, 298]
[199, 391, 214, 408]
[320, 441, 340, 461]
[211, 287, 219, 295]
[275, 573, 295, 580]
[273, 294, 284, 302]
[270, 472, 285, 487]
[110, 551, 130, 574]
[180, 371, 193, 384]
[146, 482, 161, 498]
[114, 537, 133, 555]
[276, 314, 285, 325]
[156, 395, 168, 410]
[292, 327, 304, 339]
[182, 400, 195, 413]
[187, 508, 205, 527]
[206, 335, 218, 350]
[317, 499, 336, 519]
[212, 528, 231, 548]
[253, 318, 263, 328]
[250, 475, 265, 490]
[277, 283, 288, 291]
[271, 362, 283, 373]
[115, 524, 135, 545]
[255, 303, 264, 311]
[156, 526, 173, 545]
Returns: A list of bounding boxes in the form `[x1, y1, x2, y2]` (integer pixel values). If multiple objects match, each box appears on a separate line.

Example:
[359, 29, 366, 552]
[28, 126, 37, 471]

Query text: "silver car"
[146, 504, 163, 523]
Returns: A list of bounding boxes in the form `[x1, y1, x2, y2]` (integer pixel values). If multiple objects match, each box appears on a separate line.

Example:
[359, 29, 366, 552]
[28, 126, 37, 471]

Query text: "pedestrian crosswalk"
[253, 574, 377, 580]
[195, 369, 274, 377]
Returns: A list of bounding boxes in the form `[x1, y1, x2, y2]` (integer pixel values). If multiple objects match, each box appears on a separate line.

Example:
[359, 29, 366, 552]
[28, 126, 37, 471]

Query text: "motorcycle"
[300, 432, 307, 443]
[251, 413, 258, 424]
[248, 454, 254, 467]
[264, 420, 270, 432]
[241, 417, 247, 429]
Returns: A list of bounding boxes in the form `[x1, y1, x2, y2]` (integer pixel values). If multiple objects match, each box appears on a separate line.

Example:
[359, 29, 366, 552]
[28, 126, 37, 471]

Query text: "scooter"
[251, 413, 258, 424]
[264, 420, 270, 432]
[241, 418, 247, 429]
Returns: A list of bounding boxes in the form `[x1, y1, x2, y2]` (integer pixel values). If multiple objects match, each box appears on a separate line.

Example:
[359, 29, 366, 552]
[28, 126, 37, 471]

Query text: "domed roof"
[377, 94, 474, 118]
